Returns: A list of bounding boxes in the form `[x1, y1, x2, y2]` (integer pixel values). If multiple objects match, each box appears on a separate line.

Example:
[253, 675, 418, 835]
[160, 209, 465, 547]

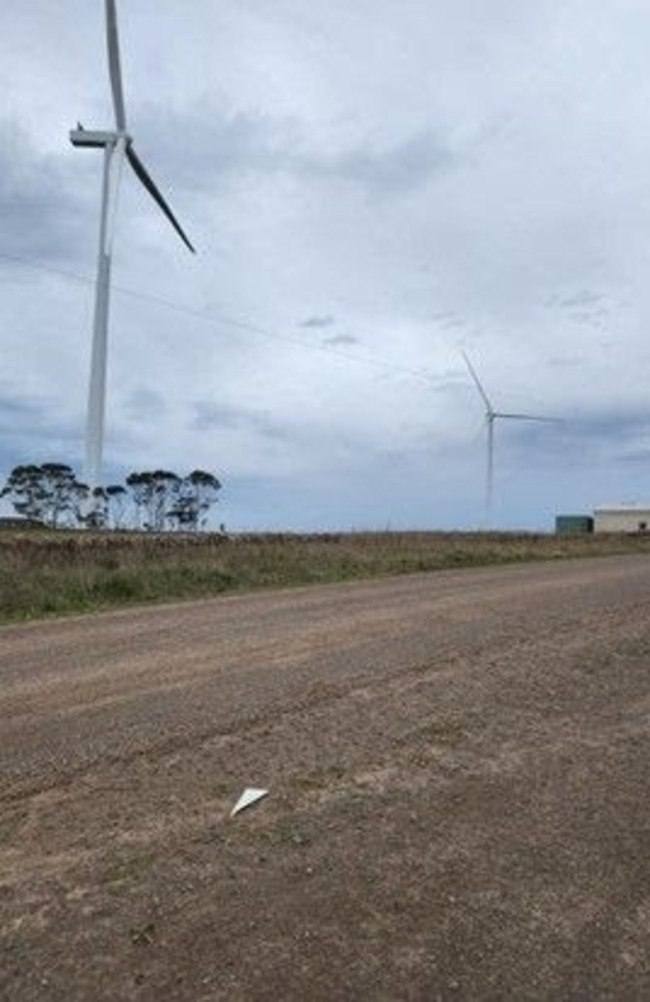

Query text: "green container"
[555, 514, 594, 535]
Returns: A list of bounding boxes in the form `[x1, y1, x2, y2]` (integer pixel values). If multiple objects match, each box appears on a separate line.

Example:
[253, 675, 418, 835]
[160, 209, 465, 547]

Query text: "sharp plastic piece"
[230, 788, 269, 817]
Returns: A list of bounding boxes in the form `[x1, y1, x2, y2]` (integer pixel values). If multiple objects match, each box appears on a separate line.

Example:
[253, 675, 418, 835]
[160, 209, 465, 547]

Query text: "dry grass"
[2, 528, 650, 623]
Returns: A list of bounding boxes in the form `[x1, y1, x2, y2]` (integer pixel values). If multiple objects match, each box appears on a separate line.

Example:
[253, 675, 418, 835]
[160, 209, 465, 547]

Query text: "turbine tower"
[461, 351, 559, 525]
[71, 0, 194, 493]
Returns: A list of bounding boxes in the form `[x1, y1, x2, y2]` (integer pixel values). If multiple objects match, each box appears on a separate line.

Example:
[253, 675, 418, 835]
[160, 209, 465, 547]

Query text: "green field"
[2, 528, 650, 623]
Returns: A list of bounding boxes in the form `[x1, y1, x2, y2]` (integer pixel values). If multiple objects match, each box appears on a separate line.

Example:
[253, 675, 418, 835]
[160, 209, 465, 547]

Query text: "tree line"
[0, 464, 221, 531]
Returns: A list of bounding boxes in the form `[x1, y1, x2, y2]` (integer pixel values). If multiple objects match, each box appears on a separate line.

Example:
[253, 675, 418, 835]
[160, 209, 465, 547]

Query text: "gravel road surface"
[2, 555, 650, 1000]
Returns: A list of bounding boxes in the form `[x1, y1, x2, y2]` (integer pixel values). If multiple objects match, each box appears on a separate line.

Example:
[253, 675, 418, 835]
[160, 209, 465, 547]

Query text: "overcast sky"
[2, 0, 650, 530]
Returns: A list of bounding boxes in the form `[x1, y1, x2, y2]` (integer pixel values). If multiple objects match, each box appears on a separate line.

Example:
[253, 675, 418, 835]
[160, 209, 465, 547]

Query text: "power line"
[0, 250, 441, 386]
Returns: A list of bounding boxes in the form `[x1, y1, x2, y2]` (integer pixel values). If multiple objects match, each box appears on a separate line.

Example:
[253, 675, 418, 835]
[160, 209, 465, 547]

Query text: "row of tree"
[0, 464, 221, 531]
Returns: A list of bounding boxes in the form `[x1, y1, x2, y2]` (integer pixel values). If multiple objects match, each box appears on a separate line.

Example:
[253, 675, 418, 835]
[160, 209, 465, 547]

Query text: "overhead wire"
[0, 251, 448, 388]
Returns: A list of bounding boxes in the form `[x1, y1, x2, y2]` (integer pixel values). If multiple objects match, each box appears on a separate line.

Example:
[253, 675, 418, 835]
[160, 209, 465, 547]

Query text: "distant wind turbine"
[461, 351, 560, 525]
[70, 0, 194, 493]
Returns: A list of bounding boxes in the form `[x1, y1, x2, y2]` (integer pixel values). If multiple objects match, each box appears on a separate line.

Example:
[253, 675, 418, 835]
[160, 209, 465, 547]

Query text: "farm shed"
[593, 504, 650, 533]
[555, 514, 594, 535]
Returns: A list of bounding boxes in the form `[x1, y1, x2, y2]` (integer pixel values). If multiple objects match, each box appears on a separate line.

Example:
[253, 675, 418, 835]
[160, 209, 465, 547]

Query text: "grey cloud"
[192, 402, 245, 430]
[0, 396, 38, 419]
[308, 129, 454, 194]
[431, 311, 468, 331]
[552, 291, 604, 309]
[534, 410, 650, 460]
[0, 121, 90, 263]
[0, 392, 59, 436]
[619, 447, 650, 465]
[141, 107, 294, 188]
[323, 334, 358, 346]
[547, 356, 585, 369]
[192, 401, 288, 440]
[123, 388, 168, 422]
[146, 106, 455, 198]
[566, 311, 608, 331]
[544, 289, 628, 334]
[0, 392, 81, 471]
[546, 289, 627, 315]
[576, 411, 650, 438]
[300, 314, 335, 329]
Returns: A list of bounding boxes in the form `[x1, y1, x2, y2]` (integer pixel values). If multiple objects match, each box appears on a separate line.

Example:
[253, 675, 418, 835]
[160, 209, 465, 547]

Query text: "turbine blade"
[461, 350, 492, 413]
[106, 0, 127, 130]
[126, 145, 195, 252]
[104, 137, 127, 255]
[495, 412, 561, 423]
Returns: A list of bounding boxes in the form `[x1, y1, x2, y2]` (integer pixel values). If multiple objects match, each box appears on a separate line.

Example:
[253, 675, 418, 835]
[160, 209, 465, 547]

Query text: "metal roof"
[594, 503, 650, 512]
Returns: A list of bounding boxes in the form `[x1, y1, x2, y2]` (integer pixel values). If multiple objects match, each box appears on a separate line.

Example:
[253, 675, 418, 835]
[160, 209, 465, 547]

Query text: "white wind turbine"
[461, 351, 559, 525]
[70, 0, 194, 494]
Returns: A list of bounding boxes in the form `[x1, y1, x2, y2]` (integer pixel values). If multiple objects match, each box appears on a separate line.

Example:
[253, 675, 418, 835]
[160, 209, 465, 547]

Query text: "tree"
[168, 470, 221, 531]
[125, 470, 181, 531]
[124, 471, 152, 529]
[76, 485, 109, 529]
[1, 465, 47, 523]
[187, 469, 221, 529]
[1, 463, 84, 528]
[106, 485, 127, 530]
[1, 463, 223, 532]
[125, 468, 221, 532]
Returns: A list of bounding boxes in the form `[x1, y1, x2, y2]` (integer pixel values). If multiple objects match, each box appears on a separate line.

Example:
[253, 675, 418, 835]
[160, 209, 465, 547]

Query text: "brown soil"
[2, 555, 650, 1000]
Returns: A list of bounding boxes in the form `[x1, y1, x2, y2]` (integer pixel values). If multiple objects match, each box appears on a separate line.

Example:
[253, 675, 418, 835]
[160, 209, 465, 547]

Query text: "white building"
[593, 504, 650, 533]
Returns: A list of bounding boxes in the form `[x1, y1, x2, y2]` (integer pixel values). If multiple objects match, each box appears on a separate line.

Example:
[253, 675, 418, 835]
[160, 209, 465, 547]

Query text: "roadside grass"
[2, 529, 650, 623]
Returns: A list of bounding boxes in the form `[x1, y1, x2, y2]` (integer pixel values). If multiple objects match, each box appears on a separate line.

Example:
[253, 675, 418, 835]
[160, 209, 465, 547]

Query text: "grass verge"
[2, 529, 650, 623]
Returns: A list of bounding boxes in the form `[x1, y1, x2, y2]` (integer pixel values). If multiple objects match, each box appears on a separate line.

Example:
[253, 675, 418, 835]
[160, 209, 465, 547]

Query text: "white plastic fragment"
[230, 787, 269, 817]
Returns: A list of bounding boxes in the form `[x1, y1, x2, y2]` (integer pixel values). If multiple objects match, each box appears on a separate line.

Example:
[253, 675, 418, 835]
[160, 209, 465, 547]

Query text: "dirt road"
[2, 555, 650, 1000]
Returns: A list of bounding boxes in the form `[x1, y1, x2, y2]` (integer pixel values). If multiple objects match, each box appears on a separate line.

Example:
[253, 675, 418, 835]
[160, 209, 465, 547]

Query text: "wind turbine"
[70, 0, 194, 494]
[461, 351, 559, 525]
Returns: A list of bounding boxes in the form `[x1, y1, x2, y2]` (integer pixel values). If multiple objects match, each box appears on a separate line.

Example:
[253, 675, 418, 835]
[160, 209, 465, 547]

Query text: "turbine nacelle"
[70, 123, 195, 254]
[70, 128, 132, 149]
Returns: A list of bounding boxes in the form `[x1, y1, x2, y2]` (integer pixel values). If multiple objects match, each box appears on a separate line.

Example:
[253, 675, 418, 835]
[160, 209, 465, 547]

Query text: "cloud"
[0, 391, 82, 470]
[0, 121, 89, 263]
[123, 388, 169, 422]
[299, 314, 335, 329]
[547, 356, 585, 369]
[307, 128, 454, 195]
[533, 409, 650, 468]
[191, 401, 287, 441]
[550, 290, 605, 309]
[145, 104, 455, 199]
[543, 289, 630, 335]
[619, 447, 650, 465]
[323, 334, 358, 346]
